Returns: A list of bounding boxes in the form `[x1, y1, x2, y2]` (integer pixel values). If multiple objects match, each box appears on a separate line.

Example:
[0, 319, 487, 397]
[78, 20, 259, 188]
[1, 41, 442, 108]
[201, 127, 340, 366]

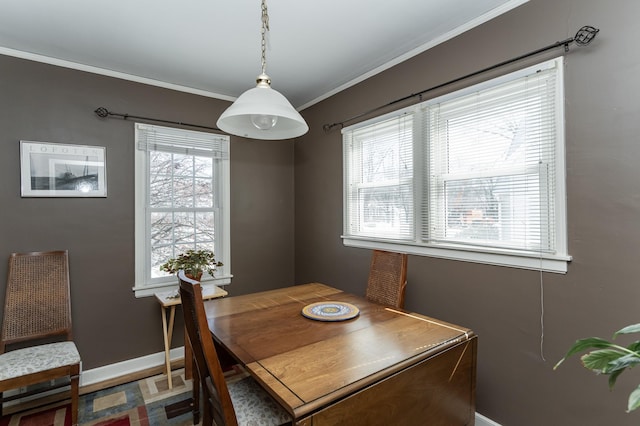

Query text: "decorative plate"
[302, 301, 360, 322]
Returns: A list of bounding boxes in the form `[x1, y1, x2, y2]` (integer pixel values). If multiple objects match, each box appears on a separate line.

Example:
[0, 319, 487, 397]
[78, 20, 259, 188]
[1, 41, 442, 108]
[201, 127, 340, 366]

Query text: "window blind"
[136, 123, 229, 159]
[343, 113, 414, 240]
[425, 64, 559, 252]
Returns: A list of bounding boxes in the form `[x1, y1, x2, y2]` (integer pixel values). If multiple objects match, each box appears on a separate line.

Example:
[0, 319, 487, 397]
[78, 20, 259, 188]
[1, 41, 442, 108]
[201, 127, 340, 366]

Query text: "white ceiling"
[0, 0, 526, 110]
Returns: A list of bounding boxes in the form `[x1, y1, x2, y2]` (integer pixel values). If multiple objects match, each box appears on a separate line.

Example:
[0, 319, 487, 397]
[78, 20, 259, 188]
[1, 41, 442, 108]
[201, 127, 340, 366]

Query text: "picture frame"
[20, 141, 107, 197]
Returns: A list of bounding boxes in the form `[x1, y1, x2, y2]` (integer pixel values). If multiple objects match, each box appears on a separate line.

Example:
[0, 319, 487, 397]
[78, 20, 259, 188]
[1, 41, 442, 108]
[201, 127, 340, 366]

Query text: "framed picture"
[20, 141, 107, 197]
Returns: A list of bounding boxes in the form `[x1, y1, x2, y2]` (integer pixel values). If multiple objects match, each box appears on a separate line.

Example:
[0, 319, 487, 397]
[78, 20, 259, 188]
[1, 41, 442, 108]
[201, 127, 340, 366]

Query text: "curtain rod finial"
[94, 107, 109, 118]
[574, 26, 599, 46]
[323, 123, 343, 133]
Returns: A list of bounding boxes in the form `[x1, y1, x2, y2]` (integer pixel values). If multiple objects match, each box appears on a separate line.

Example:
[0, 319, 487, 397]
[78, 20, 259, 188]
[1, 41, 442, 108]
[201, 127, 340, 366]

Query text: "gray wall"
[1, 0, 639, 424]
[295, 0, 640, 425]
[0, 55, 295, 369]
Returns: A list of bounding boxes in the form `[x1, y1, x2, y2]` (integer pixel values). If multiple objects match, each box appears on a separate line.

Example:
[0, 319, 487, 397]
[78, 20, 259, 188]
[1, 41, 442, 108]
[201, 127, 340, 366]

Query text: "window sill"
[342, 237, 571, 274]
[133, 274, 232, 298]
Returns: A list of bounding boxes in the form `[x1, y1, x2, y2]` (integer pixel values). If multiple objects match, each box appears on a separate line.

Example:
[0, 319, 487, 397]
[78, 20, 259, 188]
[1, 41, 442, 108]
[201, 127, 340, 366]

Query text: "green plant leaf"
[556, 324, 640, 414]
[159, 249, 222, 277]
[609, 368, 624, 389]
[581, 349, 627, 372]
[605, 353, 640, 374]
[627, 341, 640, 353]
[614, 324, 640, 338]
[554, 338, 618, 370]
[628, 385, 640, 412]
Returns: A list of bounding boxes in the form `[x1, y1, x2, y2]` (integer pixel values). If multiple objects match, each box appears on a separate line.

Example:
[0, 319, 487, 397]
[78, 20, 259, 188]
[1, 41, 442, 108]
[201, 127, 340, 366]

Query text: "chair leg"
[192, 371, 200, 424]
[203, 398, 212, 426]
[71, 367, 80, 425]
[214, 340, 236, 371]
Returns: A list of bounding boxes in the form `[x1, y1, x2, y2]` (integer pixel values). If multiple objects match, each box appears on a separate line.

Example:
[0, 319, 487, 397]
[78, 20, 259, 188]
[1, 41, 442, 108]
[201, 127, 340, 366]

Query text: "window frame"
[342, 57, 571, 273]
[343, 113, 415, 241]
[133, 123, 231, 297]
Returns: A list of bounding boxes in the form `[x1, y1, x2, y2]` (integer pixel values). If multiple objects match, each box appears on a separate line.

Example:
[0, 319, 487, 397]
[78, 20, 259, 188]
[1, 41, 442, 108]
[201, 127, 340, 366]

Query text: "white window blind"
[426, 65, 558, 253]
[342, 57, 569, 273]
[344, 113, 414, 240]
[137, 124, 229, 158]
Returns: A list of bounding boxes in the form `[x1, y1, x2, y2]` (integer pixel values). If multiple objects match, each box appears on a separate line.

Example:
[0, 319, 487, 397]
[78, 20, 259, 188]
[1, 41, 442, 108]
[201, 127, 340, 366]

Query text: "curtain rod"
[322, 25, 599, 133]
[94, 107, 220, 132]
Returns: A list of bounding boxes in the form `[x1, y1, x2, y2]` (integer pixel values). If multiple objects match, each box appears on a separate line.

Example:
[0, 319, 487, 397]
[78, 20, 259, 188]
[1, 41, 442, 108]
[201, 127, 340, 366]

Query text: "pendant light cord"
[260, 0, 269, 76]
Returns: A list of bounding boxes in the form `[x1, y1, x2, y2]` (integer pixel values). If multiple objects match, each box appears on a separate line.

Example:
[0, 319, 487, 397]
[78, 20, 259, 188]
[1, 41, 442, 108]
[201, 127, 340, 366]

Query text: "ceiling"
[0, 0, 526, 110]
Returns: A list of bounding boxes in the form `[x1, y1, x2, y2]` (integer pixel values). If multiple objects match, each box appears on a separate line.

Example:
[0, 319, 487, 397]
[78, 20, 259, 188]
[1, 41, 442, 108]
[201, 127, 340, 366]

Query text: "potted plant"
[554, 323, 640, 412]
[159, 249, 223, 281]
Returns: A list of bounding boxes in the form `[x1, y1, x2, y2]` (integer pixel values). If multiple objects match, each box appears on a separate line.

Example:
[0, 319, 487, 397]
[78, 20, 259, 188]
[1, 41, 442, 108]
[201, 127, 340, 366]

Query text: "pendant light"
[217, 0, 308, 140]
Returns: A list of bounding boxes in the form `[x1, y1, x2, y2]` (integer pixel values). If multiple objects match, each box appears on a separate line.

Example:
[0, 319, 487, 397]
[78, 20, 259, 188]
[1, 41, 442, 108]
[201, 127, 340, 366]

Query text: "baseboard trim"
[80, 346, 185, 387]
[475, 412, 502, 426]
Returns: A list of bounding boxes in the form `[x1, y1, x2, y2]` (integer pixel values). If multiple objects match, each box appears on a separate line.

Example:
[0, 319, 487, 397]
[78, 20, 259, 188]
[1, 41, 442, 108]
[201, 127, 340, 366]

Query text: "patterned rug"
[0, 366, 249, 426]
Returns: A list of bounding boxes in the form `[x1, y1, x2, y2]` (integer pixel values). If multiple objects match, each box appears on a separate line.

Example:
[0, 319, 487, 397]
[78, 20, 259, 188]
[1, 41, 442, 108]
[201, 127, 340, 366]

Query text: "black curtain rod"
[323, 25, 599, 133]
[94, 107, 220, 132]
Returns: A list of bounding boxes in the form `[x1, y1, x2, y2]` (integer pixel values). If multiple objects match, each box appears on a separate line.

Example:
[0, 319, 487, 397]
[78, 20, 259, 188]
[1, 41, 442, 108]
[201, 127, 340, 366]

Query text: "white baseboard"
[476, 412, 502, 426]
[80, 346, 185, 387]
[81, 348, 501, 426]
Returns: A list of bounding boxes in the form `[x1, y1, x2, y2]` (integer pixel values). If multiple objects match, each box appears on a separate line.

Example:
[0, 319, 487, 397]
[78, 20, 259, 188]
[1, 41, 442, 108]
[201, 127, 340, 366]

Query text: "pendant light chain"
[260, 0, 269, 76]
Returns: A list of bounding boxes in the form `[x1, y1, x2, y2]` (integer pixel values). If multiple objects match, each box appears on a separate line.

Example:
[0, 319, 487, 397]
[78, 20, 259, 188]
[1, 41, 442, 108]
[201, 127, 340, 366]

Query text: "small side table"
[155, 285, 228, 389]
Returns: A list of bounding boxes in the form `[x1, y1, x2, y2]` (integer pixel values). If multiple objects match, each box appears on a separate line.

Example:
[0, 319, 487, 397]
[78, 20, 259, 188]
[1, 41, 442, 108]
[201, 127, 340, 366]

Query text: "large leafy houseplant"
[160, 249, 223, 281]
[554, 323, 640, 412]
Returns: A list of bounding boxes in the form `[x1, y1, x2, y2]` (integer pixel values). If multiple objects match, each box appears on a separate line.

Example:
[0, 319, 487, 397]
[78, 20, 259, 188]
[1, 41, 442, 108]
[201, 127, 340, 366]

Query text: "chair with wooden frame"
[178, 270, 291, 426]
[365, 249, 409, 309]
[0, 250, 81, 424]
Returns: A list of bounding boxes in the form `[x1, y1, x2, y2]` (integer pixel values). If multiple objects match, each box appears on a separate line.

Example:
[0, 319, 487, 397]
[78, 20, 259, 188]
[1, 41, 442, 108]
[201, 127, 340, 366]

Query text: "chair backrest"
[178, 270, 238, 426]
[365, 250, 408, 309]
[1, 250, 73, 353]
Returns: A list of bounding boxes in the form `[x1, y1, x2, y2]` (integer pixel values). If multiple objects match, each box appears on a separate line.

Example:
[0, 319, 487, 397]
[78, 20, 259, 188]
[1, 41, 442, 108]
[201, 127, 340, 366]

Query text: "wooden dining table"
[203, 282, 477, 426]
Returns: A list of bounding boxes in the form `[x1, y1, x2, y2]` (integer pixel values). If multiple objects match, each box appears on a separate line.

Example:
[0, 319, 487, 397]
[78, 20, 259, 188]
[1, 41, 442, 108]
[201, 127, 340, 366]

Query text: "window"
[343, 57, 571, 273]
[134, 123, 231, 296]
[344, 114, 414, 240]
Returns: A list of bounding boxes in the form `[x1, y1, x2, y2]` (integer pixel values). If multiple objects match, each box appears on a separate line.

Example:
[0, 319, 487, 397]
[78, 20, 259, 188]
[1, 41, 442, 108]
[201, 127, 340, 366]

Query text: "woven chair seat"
[226, 376, 291, 425]
[0, 341, 80, 381]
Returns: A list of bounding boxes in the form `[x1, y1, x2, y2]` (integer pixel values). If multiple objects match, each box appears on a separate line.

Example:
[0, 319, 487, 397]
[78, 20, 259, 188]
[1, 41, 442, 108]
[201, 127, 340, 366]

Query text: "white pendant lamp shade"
[217, 1, 308, 140]
[217, 75, 308, 140]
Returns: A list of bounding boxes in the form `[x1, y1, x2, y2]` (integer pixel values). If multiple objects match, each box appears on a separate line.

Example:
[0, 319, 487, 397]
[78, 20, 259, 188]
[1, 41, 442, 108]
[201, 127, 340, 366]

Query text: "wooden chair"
[365, 249, 408, 309]
[178, 270, 291, 426]
[0, 250, 81, 425]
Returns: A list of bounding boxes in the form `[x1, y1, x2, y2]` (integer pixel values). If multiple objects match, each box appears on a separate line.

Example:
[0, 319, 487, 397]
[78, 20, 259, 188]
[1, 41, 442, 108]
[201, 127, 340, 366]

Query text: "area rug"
[0, 366, 249, 426]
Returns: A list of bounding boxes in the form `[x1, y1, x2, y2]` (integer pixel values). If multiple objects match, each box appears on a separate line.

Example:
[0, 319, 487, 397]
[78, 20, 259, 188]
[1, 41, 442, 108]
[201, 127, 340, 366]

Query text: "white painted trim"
[297, 0, 530, 110]
[132, 277, 232, 298]
[476, 412, 502, 426]
[343, 237, 570, 274]
[0, 47, 235, 102]
[80, 347, 184, 387]
[0, 1, 528, 112]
